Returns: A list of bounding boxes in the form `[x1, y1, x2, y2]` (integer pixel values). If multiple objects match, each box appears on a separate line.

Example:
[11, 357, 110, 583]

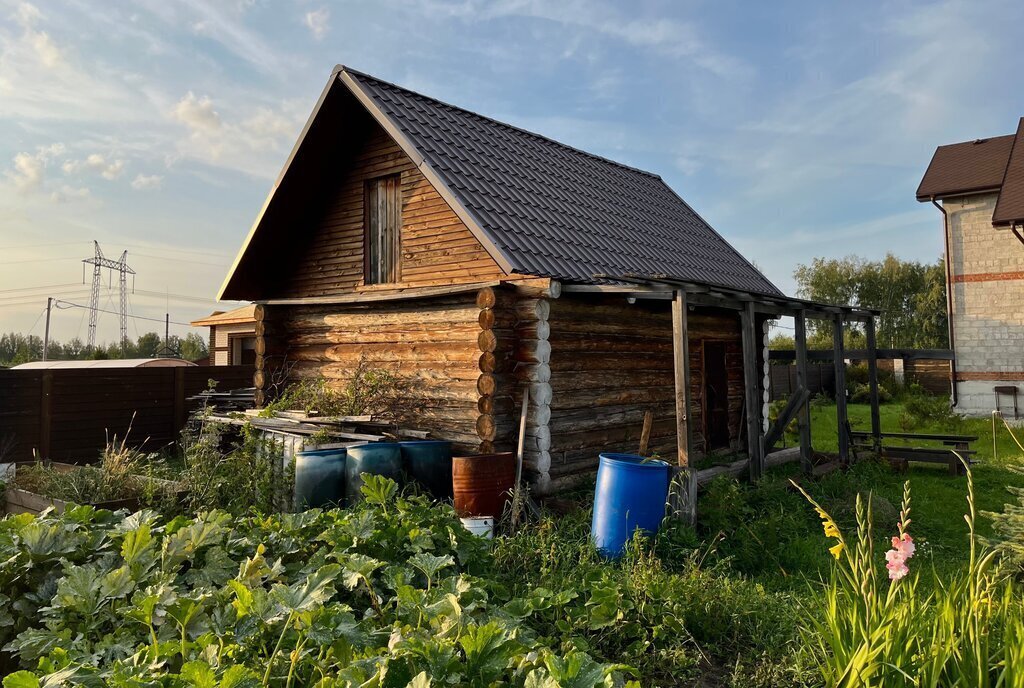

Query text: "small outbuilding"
[219, 66, 877, 503]
[190, 305, 258, 366]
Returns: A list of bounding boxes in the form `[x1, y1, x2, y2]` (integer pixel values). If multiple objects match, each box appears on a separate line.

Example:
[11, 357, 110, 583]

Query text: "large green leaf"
[2, 671, 40, 688]
[271, 564, 341, 613]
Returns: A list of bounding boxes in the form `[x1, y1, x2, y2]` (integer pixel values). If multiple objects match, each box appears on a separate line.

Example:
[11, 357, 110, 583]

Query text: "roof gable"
[916, 134, 1015, 201]
[993, 118, 1024, 225]
[220, 66, 782, 299]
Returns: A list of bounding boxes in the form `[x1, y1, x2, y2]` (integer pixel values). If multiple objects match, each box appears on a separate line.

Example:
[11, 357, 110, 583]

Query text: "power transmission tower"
[82, 240, 135, 353]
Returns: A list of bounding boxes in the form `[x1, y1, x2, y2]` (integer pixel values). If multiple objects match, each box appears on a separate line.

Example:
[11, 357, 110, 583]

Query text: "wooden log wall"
[537, 295, 744, 494]
[279, 112, 507, 298]
[269, 292, 494, 452]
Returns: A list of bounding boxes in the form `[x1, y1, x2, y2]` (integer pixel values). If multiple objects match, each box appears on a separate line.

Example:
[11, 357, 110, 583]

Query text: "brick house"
[190, 305, 257, 366]
[917, 118, 1024, 416]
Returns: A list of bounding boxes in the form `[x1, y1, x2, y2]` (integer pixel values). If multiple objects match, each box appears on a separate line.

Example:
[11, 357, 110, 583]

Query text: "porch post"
[671, 290, 695, 522]
[865, 316, 882, 452]
[794, 310, 813, 473]
[741, 302, 764, 480]
[833, 315, 849, 465]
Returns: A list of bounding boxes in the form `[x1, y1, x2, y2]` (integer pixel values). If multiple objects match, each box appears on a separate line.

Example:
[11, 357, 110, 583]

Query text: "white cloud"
[172, 91, 222, 133]
[9, 152, 45, 191]
[28, 28, 61, 67]
[304, 7, 329, 40]
[6, 143, 65, 192]
[63, 153, 125, 180]
[50, 184, 90, 202]
[130, 173, 162, 190]
[168, 93, 304, 177]
[14, 2, 42, 28]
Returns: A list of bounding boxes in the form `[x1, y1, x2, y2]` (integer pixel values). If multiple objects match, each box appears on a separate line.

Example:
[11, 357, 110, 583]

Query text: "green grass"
[487, 400, 1024, 684]
[699, 401, 1024, 590]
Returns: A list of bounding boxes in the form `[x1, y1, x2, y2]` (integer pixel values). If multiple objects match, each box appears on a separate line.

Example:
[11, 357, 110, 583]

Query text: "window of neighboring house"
[230, 335, 257, 365]
[365, 174, 402, 284]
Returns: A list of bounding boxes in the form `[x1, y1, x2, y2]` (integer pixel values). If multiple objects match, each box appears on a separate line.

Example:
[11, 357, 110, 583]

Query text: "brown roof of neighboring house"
[993, 118, 1024, 226]
[915, 134, 1015, 201]
[190, 304, 257, 327]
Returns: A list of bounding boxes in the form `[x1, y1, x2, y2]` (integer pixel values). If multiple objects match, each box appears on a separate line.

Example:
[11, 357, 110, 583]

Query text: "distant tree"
[768, 333, 795, 350]
[179, 332, 209, 361]
[135, 332, 162, 358]
[794, 254, 948, 349]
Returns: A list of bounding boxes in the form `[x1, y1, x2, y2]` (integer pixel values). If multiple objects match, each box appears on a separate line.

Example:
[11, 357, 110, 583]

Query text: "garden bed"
[3, 461, 180, 515]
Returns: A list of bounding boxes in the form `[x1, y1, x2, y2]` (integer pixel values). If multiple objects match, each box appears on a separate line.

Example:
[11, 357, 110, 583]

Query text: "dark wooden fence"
[769, 363, 836, 401]
[0, 365, 254, 463]
[904, 359, 952, 396]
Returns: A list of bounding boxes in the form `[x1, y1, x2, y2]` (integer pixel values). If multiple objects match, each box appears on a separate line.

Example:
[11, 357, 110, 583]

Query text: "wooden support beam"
[794, 310, 813, 474]
[865, 317, 882, 452]
[740, 302, 764, 480]
[671, 290, 696, 522]
[833, 315, 849, 465]
[769, 348, 955, 362]
[763, 386, 810, 453]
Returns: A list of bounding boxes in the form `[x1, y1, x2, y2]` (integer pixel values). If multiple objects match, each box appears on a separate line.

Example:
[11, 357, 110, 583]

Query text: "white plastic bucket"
[460, 516, 494, 539]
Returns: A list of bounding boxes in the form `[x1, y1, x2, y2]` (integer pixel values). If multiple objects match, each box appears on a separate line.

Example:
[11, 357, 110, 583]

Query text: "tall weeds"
[793, 461, 1024, 687]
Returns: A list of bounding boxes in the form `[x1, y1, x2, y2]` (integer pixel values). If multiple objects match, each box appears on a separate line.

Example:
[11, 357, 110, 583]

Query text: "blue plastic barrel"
[345, 443, 403, 505]
[590, 453, 670, 557]
[293, 448, 347, 510]
[399, 440, 453, 499]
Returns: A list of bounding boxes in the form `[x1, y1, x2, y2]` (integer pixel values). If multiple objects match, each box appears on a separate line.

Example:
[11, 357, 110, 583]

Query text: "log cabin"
[219, 65, 878, 504]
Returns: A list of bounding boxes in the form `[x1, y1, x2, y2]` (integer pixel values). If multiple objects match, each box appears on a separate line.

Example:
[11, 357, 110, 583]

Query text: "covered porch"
[564, 274, 883, 521]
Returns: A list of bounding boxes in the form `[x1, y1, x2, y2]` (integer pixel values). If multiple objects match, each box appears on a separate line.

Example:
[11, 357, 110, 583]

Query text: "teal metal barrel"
[293, 447, 347, 510]
[590, 453, 670, 558]
[399, 440, 453, 499]
[345, 443, 403, 505]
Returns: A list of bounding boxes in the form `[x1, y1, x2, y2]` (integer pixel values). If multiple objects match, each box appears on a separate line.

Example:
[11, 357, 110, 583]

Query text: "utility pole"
[42, 297, 53, 361]
[82, 241, 135, 353]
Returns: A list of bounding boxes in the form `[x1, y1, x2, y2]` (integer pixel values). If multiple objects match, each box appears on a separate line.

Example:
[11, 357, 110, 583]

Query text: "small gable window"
[365, 174, 402, 284]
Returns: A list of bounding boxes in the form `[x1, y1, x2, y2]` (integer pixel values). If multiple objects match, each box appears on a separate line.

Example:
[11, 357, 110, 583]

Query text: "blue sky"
[1, 0, 1023, 343]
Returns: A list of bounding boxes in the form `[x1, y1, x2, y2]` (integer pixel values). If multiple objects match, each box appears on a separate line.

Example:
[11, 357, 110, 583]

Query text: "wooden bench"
[848, 430, 978, 476]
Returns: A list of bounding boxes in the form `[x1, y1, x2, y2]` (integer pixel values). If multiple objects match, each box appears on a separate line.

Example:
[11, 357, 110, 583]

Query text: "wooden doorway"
[703, 341, 731, 451]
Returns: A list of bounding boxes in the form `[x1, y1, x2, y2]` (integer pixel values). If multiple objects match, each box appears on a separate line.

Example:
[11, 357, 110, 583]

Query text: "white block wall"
[944, 192, 1024, 415]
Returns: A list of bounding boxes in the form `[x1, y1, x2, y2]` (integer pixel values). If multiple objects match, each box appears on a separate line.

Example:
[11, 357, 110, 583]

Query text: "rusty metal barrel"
[452, 452, 516, 517]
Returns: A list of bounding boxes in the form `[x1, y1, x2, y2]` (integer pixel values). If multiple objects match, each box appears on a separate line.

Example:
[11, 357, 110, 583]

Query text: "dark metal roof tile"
[348, 68, 781, 296]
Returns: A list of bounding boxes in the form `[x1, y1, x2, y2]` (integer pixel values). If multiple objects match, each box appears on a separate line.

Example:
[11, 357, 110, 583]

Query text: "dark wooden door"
[703, 341, 730, 450]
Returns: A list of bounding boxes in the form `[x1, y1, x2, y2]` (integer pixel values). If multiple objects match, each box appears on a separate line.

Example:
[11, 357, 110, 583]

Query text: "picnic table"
[849, 430, 978, 476]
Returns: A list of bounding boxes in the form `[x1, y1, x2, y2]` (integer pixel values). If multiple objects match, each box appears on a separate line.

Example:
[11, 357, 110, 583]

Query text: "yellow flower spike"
[824, 522, 841, 539]
[829, 542, 844, 560]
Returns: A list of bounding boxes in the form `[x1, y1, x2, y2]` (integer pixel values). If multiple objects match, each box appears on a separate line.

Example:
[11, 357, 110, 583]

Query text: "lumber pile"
[205, 409, 431, 444]
[188, 387, 256, 412]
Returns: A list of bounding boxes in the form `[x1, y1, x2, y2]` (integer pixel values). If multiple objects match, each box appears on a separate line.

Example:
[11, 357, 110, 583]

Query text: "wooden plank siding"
[0, 366, 255, 463]
[280, 118, 507, 298]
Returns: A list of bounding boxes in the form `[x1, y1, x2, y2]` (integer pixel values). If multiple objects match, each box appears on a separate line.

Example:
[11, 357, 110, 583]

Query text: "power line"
[128, 252, 228, 268]
[0, 282, 83, 295]
[0, 256, 84, 266]
[121, 243, 231, 259]
[54, 299, 193, 326]
[132, 288, 221, 304]
[0, 240, 91, 251]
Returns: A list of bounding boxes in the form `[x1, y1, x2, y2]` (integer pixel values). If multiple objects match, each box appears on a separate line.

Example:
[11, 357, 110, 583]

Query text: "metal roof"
[219, 66, 783, 299]
[12, 358, 197, 370]
[993, 119, 1024, 225]
[190, 304, 257, 327]
[916, 134, 1015, 201]
[344, 68, 782, 296]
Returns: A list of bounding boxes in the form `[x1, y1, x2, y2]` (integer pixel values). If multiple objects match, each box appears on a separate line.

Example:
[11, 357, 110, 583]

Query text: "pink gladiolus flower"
[893, 533, 915, 558]
[885, 532, 915, 581]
